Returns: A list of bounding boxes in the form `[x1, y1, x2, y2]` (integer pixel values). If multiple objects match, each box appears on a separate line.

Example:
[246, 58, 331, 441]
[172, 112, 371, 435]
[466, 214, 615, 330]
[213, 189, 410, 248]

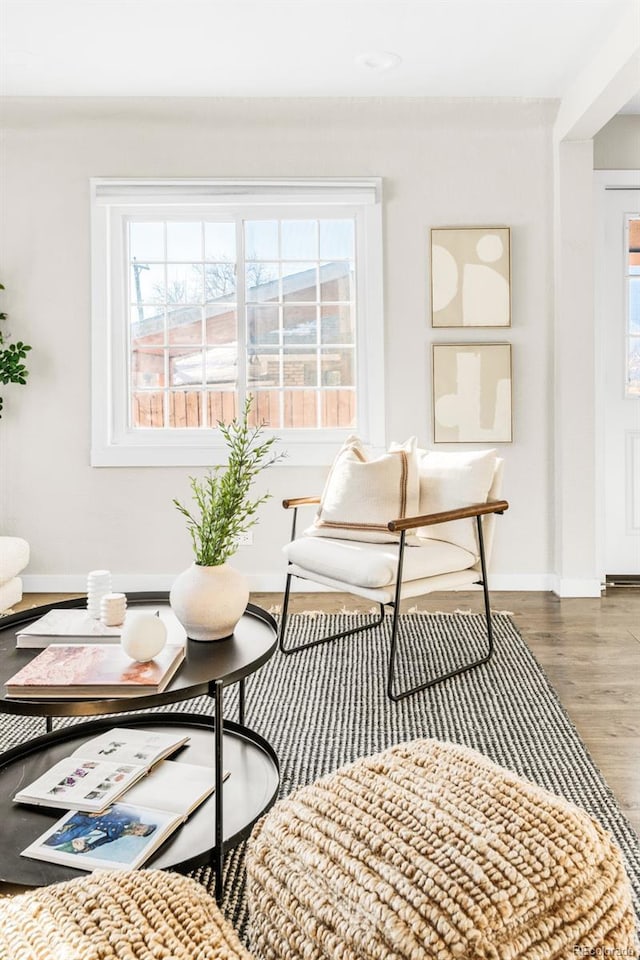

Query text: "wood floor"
[11, 588, 640, 835]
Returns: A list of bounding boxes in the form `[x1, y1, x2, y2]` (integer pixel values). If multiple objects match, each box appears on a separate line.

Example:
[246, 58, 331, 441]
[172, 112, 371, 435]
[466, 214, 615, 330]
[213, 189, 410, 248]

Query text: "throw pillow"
[307, 436, 420, 543]
[417, 449, 497, 555]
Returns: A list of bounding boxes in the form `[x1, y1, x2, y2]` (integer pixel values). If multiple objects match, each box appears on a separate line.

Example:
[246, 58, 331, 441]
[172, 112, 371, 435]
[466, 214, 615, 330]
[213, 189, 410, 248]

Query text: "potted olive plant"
[170, 397, 281, 641]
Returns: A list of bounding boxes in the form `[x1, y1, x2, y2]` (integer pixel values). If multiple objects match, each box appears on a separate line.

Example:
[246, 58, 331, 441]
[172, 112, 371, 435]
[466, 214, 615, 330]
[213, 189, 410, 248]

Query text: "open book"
[21, 761, 226, 872]
[13, 727, 190, 812]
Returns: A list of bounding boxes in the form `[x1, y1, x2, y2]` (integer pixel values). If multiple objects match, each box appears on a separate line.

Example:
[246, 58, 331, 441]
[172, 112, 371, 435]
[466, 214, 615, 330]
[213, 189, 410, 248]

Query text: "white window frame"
[90, 178, 385, 467]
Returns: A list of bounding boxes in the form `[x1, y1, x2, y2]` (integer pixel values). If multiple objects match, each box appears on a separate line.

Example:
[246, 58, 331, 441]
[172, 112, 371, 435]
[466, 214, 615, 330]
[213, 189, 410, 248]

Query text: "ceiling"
[0, 0, 638, 106]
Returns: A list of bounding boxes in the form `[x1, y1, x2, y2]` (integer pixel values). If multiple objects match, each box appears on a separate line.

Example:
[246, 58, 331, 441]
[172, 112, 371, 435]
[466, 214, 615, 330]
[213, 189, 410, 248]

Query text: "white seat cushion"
[284, 536, 476, 590]
[0, 537, 30, 583]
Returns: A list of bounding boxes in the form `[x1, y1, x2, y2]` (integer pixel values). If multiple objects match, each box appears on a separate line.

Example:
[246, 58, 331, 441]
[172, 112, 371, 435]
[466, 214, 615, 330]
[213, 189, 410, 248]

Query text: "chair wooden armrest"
[388, 499, 509, 533]
[283, 496, 321, 509]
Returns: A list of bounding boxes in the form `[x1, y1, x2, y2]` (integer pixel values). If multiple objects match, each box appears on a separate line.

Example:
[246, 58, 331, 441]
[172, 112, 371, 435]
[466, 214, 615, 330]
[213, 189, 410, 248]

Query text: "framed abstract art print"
[432, 342, 513, 443]
[431, 227, 511, 327]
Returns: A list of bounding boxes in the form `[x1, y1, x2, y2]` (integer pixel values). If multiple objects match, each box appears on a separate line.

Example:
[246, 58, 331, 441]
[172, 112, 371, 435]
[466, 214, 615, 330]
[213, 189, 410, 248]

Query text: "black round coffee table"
[0, 593, 280, 900]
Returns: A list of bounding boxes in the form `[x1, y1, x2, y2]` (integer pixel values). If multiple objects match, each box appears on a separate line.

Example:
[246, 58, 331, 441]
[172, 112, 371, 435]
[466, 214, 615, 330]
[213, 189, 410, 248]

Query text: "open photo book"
[13, 727, 190, 812]
[21, 760, 227, 871]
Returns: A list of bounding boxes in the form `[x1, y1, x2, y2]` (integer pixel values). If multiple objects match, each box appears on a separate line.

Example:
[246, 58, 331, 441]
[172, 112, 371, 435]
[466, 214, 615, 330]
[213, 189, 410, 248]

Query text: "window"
[91, 180, 384, 466]
[627, 215, 640, 398]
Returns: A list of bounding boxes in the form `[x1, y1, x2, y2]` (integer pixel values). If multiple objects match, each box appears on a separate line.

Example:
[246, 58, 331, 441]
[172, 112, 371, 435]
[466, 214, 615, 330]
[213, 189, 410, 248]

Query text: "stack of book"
[15, 727, 228, 871]
[8, 606, 188, 700]
[15, 607, 186, 648]
[6, 643, 185, 699]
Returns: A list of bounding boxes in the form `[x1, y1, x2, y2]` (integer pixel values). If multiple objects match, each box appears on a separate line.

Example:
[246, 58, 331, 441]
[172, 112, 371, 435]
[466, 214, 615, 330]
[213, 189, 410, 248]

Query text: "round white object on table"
[120, 612, 167, 662]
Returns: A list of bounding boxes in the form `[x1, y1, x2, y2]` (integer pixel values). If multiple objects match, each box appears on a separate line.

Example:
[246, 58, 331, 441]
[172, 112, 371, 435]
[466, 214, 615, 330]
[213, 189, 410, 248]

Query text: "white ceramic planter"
[169, 562, 249, 641]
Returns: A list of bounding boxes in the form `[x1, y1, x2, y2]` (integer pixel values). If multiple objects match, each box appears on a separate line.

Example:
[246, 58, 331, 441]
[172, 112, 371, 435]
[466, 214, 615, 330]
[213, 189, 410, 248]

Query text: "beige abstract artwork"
[432, 343, 512, 442]
[431, 227, 511, 327]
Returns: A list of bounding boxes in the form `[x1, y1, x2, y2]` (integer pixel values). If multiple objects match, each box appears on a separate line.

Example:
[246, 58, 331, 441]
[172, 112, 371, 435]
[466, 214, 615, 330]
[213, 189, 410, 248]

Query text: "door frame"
[594, 169, 640, 583]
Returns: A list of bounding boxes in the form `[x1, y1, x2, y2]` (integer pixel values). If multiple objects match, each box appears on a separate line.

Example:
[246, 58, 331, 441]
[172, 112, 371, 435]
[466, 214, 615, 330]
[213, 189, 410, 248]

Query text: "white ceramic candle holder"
[100, 592, 127, 627]
[87, 569, 112, 620]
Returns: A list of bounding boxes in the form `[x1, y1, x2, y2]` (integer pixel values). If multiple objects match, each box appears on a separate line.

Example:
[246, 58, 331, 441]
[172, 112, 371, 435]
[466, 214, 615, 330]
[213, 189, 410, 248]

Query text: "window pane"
[282, 263, 317, 301]
[246, 263, 279, 302]
[320, 219, 354, 259]
[284, 389, 318, 428]
[130, 222, 164, 261]
[629, 218, 640, 273]
[320, 261, 353, 301]
[132, 391, 165, 428]
[628, 338, 640, 397]
[321, 304, 354, 344]
[629, 277, 640, 335]
[166, 264, 204, 303]
[203, 261, 236, 299]
[130, 304, 163, 326]
[245, 220, 278, 259]
[167, 306, 203, 345]
[248, 305, 280, 346]
[284, 305, 317, 344]
[248, 348, 279, 387]
[170, 346, 203, 387]
[205, 222, 236, 262]
[248, 389, 280, 428]
[321, 347, 354, 386]
[132, 348, 164, 388]
[207, 389, 237, 427]
[169, 390, 204, 427]
[131, 262, 165, 304]
[321, 389, 356, 429]
[166, 222, 202, 261]
[205, 344, 238, 386]
[281, 220, 317, 259]
[283, 348, 318, 386]
[206, 304, 237, 346]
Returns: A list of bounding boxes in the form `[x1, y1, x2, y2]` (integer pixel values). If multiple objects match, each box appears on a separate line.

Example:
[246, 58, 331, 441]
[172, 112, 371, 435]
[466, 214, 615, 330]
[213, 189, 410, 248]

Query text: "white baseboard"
[552, 577, 604, 598]
[23, 572, 566, 595]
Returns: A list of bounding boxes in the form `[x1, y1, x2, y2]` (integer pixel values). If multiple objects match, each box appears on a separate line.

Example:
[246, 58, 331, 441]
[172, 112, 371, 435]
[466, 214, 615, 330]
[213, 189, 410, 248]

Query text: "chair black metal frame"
[279, 498, 509, 701]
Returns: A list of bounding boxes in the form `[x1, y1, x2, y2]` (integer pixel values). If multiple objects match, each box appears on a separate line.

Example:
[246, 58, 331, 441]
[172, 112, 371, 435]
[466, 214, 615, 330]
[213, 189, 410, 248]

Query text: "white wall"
[0, 97, 556, 593]
[594, 115, 640, 168]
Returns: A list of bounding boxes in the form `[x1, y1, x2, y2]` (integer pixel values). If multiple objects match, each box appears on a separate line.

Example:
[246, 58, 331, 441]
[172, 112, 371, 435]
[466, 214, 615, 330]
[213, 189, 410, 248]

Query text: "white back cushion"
[307, 436, 420, 543]
[418, 449, 497, 555]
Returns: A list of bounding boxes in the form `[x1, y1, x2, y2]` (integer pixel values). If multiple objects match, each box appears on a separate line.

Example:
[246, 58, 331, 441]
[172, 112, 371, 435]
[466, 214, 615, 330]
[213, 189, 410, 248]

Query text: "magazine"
[21, 760, 226, 871]
[16, 606, 187, 649]
[5, 643, 185, 698]
[13, 727, 190, 812]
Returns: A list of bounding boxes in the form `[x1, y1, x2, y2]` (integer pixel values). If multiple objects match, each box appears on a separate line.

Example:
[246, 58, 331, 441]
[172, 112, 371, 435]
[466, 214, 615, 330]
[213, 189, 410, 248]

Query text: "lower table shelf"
[0, 711, 280, 887]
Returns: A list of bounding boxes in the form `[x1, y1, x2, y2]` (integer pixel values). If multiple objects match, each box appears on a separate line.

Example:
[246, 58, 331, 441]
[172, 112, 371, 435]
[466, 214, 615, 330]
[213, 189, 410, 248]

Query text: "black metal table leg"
[238, 678, 245, 726]
[213, 679, 224, 903]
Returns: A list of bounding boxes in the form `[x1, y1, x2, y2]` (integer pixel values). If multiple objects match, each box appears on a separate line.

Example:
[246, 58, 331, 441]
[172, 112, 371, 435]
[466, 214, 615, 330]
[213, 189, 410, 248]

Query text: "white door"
[601, 185, 640, 578]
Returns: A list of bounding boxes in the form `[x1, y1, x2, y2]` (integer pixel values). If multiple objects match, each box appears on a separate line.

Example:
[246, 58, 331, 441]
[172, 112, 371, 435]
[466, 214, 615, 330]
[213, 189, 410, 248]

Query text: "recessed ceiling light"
[355, 51, 402, 72]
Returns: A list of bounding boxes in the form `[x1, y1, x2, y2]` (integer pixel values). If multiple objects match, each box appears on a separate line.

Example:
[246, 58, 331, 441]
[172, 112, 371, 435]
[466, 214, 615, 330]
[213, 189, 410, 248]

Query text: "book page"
[75, 728, 189, 767]
[14, 756, 145, 811]
[122, 760, 217, 815]
[21, 802, 181, 872]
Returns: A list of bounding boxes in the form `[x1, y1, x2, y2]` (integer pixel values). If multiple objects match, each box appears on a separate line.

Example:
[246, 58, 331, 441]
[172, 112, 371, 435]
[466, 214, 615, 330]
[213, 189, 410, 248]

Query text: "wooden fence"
[132, 389, 355, 430]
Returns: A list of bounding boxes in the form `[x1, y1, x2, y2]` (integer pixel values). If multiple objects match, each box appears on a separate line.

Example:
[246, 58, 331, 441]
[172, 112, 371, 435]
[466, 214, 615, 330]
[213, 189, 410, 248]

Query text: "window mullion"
[237, 216, 247, 414]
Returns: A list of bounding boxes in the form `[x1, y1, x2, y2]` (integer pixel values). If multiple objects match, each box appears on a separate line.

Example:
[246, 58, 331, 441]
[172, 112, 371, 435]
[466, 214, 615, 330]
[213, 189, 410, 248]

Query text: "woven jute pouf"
[0, 868, 252, 960]
[246, 739, 638, 960]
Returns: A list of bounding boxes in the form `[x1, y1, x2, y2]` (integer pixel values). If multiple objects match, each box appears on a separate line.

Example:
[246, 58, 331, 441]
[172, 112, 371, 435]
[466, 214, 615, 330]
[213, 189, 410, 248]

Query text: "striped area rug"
[2, 612, 639, 939]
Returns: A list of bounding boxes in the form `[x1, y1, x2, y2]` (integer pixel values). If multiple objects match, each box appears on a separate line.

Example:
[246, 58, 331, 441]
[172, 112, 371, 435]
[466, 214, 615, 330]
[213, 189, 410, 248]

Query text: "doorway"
[596, 173, 640, 581]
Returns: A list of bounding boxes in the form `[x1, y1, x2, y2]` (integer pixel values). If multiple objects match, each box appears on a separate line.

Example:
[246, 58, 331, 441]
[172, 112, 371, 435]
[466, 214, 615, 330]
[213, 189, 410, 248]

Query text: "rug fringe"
[268, 605, 515, 616]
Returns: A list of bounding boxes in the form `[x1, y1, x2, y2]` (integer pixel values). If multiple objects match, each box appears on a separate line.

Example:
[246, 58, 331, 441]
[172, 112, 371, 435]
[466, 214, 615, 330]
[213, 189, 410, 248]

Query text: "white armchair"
[279, 442, 508, 701]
